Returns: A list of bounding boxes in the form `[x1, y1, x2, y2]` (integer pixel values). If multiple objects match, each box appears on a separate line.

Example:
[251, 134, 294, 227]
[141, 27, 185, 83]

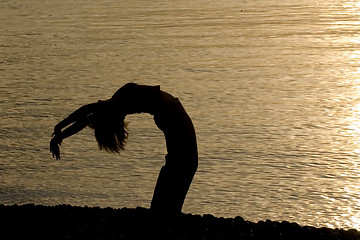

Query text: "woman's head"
[89, 100, 128, 153]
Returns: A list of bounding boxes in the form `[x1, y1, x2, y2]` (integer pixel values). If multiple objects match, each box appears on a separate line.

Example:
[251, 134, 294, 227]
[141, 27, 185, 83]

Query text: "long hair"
[89, 101, 128, 153]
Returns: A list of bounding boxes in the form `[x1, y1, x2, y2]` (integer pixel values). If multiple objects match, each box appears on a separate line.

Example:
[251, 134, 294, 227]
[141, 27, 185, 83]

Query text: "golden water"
[1, 0, 360, 229]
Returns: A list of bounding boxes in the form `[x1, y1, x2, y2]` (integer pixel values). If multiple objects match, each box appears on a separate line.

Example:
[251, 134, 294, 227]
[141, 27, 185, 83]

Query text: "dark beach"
[1, 204, 359, 240]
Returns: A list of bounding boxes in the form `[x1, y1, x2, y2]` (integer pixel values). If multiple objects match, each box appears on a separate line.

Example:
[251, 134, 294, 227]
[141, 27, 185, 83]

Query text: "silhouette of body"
[50, 83, 198, 215]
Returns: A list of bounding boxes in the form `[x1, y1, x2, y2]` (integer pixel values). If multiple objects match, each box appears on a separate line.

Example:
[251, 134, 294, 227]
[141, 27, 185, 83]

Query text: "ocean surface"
[1, 0, 360, 229]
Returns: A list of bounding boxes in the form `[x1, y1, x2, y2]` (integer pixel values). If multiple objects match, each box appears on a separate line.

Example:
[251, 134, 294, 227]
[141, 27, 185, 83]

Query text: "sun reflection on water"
[345, 101, 360, 154]
[329, 3, 360, 226]
[343, 0, 360, 14]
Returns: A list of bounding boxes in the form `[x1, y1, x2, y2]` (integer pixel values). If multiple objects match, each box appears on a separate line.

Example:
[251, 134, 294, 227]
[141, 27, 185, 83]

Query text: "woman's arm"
[52, 103, 98, 136]
[50, 103, 97, 159]
[59, 117, 90, 140]
[50, 116, 92, 160]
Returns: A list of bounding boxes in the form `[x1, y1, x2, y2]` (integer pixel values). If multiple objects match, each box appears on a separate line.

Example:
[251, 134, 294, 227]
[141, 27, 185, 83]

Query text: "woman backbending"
[50, 83, 198, 215]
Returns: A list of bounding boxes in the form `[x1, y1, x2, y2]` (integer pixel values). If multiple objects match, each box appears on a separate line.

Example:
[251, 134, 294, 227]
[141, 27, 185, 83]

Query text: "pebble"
[0, 204, 359, 240]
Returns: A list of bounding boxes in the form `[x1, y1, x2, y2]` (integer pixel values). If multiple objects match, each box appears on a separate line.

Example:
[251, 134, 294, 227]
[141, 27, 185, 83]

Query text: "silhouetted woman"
[50, 83, 198, 215]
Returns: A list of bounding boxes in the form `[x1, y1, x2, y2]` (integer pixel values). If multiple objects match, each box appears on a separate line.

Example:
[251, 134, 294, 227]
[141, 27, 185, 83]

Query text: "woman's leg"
[150, 155, 197, 215]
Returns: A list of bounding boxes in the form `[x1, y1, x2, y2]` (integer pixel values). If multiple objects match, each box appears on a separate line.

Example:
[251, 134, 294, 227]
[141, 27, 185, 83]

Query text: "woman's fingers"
[50, 138, 61, 160]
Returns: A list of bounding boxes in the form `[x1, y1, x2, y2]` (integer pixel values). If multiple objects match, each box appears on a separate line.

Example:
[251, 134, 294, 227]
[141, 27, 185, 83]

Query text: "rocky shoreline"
[1, 204, 359, 240]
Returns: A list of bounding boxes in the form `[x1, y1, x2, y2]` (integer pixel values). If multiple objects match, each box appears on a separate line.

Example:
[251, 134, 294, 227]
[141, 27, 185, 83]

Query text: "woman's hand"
[52, 124, 62, 137]
[50, 135, 62, 160]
